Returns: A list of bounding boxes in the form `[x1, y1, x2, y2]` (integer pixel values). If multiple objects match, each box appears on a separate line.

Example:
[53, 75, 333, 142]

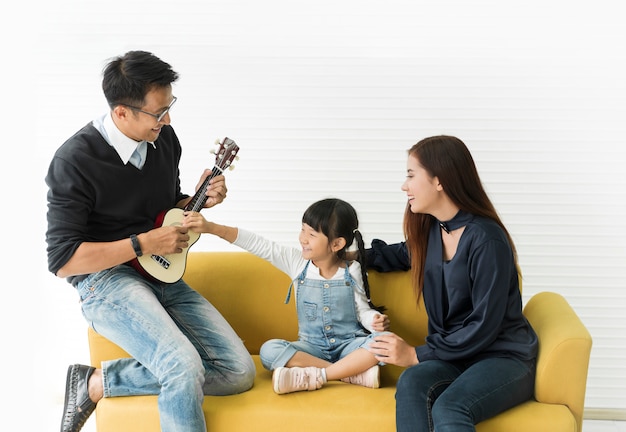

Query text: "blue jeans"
[77, 265, 255, 432]
[395, 357, 535, 432]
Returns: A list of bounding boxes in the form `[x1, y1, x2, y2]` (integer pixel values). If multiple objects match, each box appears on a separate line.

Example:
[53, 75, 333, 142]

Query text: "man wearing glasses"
[45, 50, 255, 432]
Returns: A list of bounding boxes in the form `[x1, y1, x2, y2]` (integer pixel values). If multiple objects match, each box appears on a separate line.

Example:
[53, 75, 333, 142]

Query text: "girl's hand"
[369, 332, 419, 367]
[182, 211, 209, 233]
[371, 314, 390, 332]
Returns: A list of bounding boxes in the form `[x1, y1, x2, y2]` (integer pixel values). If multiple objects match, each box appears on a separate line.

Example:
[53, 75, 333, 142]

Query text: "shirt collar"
[96, 113, 155, 164]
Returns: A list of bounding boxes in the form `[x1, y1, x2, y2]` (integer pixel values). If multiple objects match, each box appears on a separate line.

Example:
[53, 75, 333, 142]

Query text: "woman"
[368, 136, 538, 432]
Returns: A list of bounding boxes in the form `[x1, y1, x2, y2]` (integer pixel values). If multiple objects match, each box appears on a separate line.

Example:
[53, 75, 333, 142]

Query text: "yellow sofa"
[88, 251, 592, 432]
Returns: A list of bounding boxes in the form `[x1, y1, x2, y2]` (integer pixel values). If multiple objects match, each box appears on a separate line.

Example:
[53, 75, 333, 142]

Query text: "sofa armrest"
[523, 291, 592, 431]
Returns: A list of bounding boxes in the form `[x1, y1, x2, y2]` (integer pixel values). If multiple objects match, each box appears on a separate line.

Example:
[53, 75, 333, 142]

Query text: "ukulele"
[131, 137, 240, 283]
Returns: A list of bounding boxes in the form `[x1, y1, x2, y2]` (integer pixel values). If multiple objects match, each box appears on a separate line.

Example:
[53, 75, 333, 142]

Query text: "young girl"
[183, 198, 389, 394]
[367, 136, 538, 431]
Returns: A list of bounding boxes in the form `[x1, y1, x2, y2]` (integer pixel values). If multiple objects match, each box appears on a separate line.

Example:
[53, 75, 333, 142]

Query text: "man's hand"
[197, 171, 228, 209]
[140, 225, 190, 256]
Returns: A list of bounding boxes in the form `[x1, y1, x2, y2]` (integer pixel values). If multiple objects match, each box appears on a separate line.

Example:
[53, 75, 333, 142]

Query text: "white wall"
[17, 0, 626, 428]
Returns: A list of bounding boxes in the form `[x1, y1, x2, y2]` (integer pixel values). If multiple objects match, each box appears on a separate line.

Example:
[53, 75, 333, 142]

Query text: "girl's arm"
[183, 211, 305, 278]
[350, 262, 390, 332]
[182, 211, 238, 243]
[355, 294, 389, 332]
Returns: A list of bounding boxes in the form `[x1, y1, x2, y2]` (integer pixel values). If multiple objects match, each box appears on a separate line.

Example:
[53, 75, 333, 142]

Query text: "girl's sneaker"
[340, 365, 380, 388]
[273, 366, 324, 394]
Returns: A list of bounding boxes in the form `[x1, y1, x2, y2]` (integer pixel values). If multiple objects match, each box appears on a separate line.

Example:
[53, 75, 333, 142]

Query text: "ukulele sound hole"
[151, 254, 171, 269]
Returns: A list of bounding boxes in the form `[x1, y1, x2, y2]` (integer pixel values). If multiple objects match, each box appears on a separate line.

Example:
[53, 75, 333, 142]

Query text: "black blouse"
[367, 211, 538, 363]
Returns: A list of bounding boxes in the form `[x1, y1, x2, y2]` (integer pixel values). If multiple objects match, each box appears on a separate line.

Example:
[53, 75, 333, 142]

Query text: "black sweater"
[45, 123, 188, 286]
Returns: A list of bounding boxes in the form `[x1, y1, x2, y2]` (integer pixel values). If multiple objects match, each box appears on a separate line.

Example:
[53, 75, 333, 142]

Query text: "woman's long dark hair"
[303, 198, 384, 312]
[403, 136, 518, 304]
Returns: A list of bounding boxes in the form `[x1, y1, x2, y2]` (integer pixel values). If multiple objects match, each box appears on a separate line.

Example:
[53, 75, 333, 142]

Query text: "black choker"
[438, 211, 473, 234]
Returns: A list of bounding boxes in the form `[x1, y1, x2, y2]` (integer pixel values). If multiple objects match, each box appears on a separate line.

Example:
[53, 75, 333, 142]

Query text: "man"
[46, 50, 255, 432]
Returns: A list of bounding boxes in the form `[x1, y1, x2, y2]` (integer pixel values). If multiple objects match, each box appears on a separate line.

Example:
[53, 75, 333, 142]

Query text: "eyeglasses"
[121, 96, 177, 123]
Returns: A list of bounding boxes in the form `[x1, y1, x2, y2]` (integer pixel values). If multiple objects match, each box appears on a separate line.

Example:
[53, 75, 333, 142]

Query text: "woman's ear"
[433, 176, 444, 192]
[330, 237, 347, 252]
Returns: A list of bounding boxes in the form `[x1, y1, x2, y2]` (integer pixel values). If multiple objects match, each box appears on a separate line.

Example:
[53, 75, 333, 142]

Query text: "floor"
[585, 420, 626, 432]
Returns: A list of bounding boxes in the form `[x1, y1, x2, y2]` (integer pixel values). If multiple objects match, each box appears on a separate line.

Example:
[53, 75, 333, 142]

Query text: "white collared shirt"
[92, 113, 154, 169]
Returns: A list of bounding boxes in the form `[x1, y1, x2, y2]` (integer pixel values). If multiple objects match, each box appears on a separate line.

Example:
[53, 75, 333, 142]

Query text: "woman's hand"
[370, 332, 419, 367]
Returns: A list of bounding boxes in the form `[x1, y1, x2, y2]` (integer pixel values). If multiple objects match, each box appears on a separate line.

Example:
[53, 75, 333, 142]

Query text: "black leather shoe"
[60, 364, 97, 432]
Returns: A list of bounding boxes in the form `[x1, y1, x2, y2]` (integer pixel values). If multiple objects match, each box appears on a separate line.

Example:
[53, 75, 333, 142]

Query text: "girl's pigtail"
[354, 229, 386, 313]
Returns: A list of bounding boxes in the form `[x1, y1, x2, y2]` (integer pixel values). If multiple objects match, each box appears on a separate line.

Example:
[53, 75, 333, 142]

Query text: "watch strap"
[130, 234, 143, 257]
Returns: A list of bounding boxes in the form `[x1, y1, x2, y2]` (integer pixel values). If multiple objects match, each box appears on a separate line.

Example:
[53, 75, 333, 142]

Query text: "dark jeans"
[395, 357, 535, 432]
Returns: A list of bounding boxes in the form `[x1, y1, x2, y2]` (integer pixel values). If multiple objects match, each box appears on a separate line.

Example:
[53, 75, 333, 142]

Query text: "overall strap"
[343, 261, 353, 283]
[284, 260, 311, 304]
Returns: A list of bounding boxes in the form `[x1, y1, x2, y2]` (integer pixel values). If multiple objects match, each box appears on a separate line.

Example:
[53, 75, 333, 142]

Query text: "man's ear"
[112, 105, 130, 122]
[331, 237, 347, 252]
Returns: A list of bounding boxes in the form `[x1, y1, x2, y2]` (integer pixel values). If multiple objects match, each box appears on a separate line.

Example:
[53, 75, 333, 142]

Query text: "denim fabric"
[395, 357, 535, 432]
[259, 261, 380, 370]
[77, 265, 255, 432]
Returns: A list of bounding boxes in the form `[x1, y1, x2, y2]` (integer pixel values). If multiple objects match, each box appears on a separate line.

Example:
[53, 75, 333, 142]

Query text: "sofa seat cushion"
[95, 356, 397, 432]
[93, 356, 577, 432]
[477, 400, 576, 432]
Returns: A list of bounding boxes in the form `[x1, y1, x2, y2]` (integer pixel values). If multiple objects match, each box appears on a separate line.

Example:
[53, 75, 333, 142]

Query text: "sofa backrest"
[182, 251, 429, 355]
[87, 251, 428, 369]
[184, 251, 298, 352]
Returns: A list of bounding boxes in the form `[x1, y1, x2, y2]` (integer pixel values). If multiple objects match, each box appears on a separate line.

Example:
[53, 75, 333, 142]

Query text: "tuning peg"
[214, 138, 222, 145]
[229, 165, 236, 171]
[209, 148, 216, 155]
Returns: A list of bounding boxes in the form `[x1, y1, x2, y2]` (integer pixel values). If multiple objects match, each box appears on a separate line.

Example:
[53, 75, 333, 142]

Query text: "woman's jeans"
[77, 265, 256, 432]
[395, 357, 536, 432]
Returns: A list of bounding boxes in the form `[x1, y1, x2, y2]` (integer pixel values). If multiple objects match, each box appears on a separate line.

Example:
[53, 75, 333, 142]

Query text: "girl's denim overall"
[259, 261, 380, 370]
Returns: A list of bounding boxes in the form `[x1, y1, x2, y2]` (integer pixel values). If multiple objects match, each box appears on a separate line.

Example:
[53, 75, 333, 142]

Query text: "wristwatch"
[130, 234, 143, 257]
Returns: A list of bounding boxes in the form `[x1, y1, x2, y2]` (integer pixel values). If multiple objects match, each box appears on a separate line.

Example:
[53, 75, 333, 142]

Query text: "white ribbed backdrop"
[27, 1, 625, 427]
